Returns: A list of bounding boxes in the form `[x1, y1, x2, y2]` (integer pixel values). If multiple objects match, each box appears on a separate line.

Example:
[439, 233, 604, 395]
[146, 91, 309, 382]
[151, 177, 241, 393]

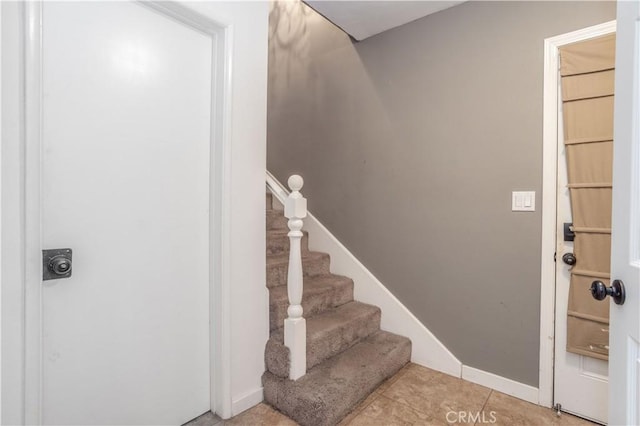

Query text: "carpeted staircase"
[262, 191, 412, 426]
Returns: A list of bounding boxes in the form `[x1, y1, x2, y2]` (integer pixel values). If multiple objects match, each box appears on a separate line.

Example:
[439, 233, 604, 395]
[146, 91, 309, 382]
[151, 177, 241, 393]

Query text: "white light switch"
[512, 191, 535, 212]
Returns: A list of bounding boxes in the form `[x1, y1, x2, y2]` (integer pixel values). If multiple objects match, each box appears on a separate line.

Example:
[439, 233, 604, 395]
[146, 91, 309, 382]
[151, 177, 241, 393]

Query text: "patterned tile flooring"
[186, 363, 595, 426]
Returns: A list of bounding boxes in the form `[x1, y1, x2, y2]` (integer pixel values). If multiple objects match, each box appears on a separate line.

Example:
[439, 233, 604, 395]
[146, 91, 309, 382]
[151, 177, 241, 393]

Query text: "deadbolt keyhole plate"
[43, 248, 73, 280]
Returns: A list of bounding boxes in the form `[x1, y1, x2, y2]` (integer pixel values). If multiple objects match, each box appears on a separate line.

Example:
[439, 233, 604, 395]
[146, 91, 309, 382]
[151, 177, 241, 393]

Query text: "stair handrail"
[268, 173, 308, 380]
[266, 171, 288, 203]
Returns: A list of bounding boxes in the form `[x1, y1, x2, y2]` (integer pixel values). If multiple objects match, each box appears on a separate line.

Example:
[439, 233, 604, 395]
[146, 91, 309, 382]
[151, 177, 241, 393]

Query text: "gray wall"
[267, 1, 615, 386]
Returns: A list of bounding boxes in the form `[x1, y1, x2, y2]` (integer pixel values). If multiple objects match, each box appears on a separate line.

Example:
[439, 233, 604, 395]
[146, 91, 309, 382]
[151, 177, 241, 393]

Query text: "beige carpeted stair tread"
[266, 191, 284, 212]
[266, 301, 381, 378]
[266, 251, 331, 288]
[266, 209, 288, 230]
[263, 330, 411, 426]
[266, 192, 273, 210]
[269, 274, 353, 331]
[266, 250, 329, 268]
[267, 230, 309, 255]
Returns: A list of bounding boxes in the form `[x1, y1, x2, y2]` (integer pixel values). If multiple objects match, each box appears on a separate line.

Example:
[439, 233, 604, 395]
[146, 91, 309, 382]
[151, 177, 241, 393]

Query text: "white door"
[40, 2, 212, 424]
[555, 106, 609, 424]
[608, 1, 640, 424]
[552, 25, 615, 424]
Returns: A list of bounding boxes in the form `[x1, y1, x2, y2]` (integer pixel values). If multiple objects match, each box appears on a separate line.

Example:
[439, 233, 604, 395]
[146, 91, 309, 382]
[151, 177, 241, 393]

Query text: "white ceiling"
[305, 1, 466, 41]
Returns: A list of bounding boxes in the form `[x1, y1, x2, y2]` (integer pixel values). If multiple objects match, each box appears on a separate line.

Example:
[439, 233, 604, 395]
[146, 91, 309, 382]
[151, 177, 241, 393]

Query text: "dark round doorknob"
[590, 279, 626, 305]
[590, 280, 607, 300]
[562, 253, 576, 266]
[48, 255, 72, 276]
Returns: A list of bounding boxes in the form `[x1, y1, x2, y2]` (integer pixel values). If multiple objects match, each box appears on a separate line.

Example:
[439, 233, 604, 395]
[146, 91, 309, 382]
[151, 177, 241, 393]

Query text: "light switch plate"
[512, 191, 535, 212]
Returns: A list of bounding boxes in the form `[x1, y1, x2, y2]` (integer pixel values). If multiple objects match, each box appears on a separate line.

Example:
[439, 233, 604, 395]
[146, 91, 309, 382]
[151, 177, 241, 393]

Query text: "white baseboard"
[231, 387, 264, 417]
[461, 365, 539, 405]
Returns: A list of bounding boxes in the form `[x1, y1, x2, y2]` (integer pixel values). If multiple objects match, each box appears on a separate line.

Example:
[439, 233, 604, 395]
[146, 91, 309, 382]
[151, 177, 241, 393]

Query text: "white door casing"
[0, 3, 3, 423]
[539, 20, 616, 415]
[609, 2, 640, 425]
[22, 2, 232, 424]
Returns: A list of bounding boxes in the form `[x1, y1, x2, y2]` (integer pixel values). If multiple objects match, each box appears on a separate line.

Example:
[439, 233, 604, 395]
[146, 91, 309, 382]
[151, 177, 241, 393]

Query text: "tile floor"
[188, 363, 596, 426]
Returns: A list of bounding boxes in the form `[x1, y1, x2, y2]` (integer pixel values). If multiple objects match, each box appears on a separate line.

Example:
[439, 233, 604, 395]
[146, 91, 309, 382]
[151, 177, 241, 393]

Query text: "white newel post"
[284, 175, 307, 380]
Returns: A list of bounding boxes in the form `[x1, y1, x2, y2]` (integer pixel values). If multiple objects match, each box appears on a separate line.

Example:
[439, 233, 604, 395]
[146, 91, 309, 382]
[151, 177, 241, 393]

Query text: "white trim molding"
[539, 19, 617, 409]
[0, 3, 4, 422]
[142, 4, 240, 418]
[23, 3, 44, 422]
[231, 387, 264, 417]
[462, 366, 539, 405]
[1, 3, 27, 423]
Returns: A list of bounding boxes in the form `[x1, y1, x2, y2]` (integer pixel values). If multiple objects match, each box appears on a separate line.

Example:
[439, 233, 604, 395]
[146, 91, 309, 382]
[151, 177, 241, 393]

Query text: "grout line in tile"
[395, 362, 413, 378]
[355, 391, 381, 414]
[482, 390, 493, 411]
[475, 390, 493, 426]
[339, 412, 356, 426]
[378, 368, 408, 391]
[338, 383, 389, 426]
[339, 364, 411, 424]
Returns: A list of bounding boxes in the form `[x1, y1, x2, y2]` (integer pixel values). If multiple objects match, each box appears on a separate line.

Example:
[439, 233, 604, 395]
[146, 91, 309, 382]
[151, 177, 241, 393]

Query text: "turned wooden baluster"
[284, 175, 307, 380]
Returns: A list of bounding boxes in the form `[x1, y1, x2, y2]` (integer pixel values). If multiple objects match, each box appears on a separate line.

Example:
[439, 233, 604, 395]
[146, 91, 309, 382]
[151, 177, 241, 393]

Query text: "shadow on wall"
[268, 1, 312, 110]
[267, 0, 374, 191]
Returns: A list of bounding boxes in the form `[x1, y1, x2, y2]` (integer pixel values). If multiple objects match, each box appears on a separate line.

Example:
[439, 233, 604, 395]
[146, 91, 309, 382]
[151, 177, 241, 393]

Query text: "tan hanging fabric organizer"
[559, 33, 615, 361]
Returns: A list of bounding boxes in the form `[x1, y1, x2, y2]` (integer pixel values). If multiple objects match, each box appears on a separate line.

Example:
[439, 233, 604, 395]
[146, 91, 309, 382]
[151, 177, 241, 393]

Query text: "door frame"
[539, 19, 617, 409]
[0, 3, 3, 423]
[17, 1, 234, 422]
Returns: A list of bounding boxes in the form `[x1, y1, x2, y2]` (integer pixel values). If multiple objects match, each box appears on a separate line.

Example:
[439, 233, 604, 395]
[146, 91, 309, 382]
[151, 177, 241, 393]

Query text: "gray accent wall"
[267, 1, 615, 386]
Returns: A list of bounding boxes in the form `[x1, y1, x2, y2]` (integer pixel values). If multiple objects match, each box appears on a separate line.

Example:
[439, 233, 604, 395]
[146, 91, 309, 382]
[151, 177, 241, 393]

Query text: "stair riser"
[266, 308, 381, 378]
[263, 333, 412, 426]
[267, 211, 288, 230]
[267, 255, 331, 288]
[269, 281, 354, 331]
[265, 339, 289, 379]
[267, 232, 309, 255]
[307, 308, 381, 371]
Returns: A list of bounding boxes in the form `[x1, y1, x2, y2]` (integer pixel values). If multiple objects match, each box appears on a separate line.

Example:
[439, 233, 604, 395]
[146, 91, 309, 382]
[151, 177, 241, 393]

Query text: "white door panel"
[609, 2, 640, 424]
[41, 2, 212, 424]
[555, 112, 608, 423]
